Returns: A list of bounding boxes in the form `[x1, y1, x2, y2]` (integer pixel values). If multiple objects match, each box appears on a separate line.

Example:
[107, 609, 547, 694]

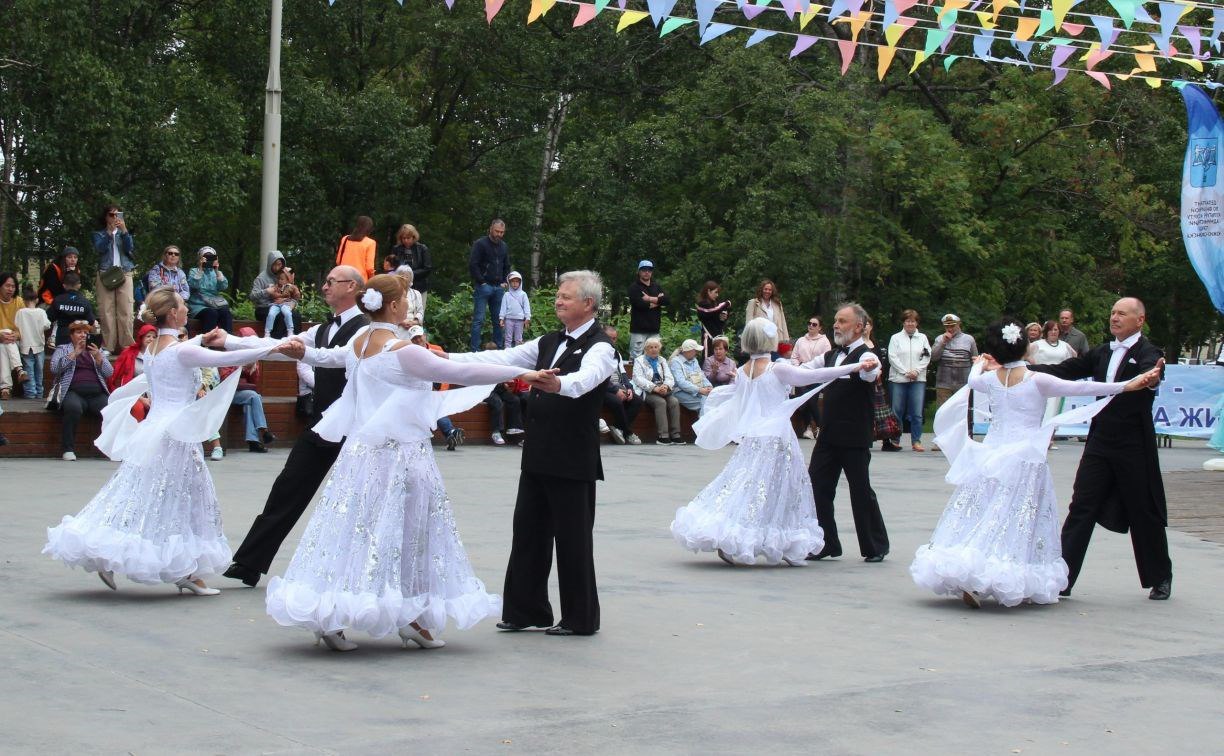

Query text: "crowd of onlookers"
[0, 204, 1104, 454]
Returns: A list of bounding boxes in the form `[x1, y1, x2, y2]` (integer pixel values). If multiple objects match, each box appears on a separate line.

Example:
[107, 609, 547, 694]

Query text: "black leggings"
[194, 307, 233, 334]
[62, 383, 108, 452]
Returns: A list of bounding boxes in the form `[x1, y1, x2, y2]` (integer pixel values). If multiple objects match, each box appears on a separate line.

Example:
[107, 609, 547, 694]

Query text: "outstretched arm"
[772, 359, 870, 387]
[175, 342, 274, 369]
[391, 342, 529, 385]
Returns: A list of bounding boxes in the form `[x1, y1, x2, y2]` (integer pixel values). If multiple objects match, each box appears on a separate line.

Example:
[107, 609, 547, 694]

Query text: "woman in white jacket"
[886, 309, 932, 451]
[632, 336, 683, 444]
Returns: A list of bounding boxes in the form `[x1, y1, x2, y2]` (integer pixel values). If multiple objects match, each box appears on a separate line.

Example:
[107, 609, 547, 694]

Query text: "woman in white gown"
[44, 288, 277, 594]
[911, 317, 1162, 608]
[671, 318, 879, 566]
[264, 274, 543, 651]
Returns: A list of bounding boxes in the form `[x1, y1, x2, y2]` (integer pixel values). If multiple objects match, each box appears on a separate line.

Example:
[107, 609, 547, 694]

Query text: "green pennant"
[1036, 8, 1055, 37]
[924, 28, 950, 56]
[595, 0, 613, 13]
[944, 54, 961, 70]
[1106, 0, 1137, 28]
[660, 16, 694, 35]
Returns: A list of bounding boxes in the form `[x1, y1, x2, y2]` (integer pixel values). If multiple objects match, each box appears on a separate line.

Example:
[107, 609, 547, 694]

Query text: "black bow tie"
[837, 345, 852, 355]
[330, 315, 343, 328]
[559, 333, 576, 346]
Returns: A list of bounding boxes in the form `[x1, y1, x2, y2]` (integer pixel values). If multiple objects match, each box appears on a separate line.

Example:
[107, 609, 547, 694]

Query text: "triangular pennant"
[799, 7, 822, 28]
[486, 0, 507, 21]
[990, 0, 1015, 22]
[837, 38, 857, 73]
[885, 18, 918, 47]
[616, 9, 650, 30]
[973, 29, 996, 59]
[1062, 22, 1083, 35]
[527, 0, 558, 23]
[909, 50, 927, 73]
[1051, 0, 1081, 30]
[1086, 71, 1112, 88]
[659, 16, 694, 35]
[944, 54, 962, 69]
[573, 2, 597, 25]
[1107, 0, 1138, 27]
[1084, 48, 1114, 69]
[1036, 8, 1055, 36]
[1179, 25, 1202, 57]
[1048, 67, 1069, 87]
[1090, 15, 1116, 51]
[923, 28, 950, 56]
[792, 34, 819, 56]
[1013, 40, 1034, 62]
[1051, 44, 1076, 68]
[974, 11, 996, 29]
[646, 0, 678, 26]
[696, 0, 720, 33]
[745, 28, 777, 46]
[1212, 9, 1224, 52]
[1133, 52, 1157, 71]
[877, 45, 898, 78]
[700, 21, 736, 43]
[1014, 17, 1040, 41]
[743, 3, 769, 18]
[595, 0, 613, 12]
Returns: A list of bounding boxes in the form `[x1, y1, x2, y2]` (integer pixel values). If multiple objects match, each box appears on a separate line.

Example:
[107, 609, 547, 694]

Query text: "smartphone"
[115, 211, 124, 221]
[87, 333, 103, 348]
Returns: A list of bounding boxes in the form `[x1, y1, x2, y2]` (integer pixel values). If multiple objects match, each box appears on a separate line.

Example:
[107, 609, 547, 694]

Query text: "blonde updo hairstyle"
[141, 286, 182, 326]
[357, 273, 408, 318]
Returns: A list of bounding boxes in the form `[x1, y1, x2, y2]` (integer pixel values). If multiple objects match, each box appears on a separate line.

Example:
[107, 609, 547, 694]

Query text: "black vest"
[818, 344, 876, 448]
[310, 314, 370, 426]
[523, 324, 612, 481]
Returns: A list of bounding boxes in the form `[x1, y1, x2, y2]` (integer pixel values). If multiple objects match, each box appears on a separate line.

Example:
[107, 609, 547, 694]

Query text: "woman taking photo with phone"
[91, 205, 136, 353]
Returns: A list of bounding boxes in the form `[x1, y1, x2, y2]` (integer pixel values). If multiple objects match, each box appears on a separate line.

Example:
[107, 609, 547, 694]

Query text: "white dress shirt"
[450, 316, 616, 398]
[224, 304, 367, 370]
[824, 338, 880, 382]
[1107, 331, 1141, 382]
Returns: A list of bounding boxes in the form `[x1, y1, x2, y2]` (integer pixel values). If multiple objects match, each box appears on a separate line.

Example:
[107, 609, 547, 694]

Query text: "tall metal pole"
[258, 0, 283, 274]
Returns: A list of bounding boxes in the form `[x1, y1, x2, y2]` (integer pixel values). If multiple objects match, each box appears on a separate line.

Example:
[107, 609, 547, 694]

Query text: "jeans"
[888, 380, 926, 444]
[471, 283, 505, 351]
[263, 304, 296, 336]
[437, 416, 455, 436]
[674, 389, 705, 413]
[22, 351, 44, 398]
[484, 389, 506, 433]
[232, 389, 267, 442]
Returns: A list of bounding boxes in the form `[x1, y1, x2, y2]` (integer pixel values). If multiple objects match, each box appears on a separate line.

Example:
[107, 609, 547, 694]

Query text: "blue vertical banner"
[1179, 84, 1224, 315]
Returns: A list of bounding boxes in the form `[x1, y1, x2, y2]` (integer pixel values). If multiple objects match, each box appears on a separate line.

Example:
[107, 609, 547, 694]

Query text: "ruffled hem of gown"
[909, 544, 1068, 606]
[264, 577, 503, 637]
[43, 517, 231, 585]
[670, 507, 824, 566]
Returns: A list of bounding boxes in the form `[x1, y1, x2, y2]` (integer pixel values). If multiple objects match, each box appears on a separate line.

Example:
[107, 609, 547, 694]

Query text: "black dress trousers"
[809, 444, 890, 558]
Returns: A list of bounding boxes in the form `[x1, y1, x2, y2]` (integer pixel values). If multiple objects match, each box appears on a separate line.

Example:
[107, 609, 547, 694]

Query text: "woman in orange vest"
[335, 216, 377, 281]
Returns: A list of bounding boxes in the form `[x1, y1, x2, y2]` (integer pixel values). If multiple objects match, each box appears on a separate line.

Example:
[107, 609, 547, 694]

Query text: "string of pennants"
[333, 0, 1224, 89]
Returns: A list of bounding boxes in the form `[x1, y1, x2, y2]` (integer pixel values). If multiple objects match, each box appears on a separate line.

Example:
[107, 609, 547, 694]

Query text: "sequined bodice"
[979, 373, 1047, 444]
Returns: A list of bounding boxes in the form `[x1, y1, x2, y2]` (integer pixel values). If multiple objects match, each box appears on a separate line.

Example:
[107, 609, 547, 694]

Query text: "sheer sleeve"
[771, 360, 860, 387]
[1029, 371, 1128, 398]
[174, 342, 273, 369]
[965, 362, 990, 392]
[392, 343, 525, 385]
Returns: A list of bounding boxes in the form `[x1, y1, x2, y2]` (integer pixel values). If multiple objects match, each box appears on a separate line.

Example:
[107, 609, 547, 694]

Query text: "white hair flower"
[361, 288, 384, 311]
[1001, 323, 1022, 344]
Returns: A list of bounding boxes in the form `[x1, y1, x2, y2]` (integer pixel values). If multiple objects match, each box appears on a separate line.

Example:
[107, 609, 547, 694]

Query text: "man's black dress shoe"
[260, 428, 276, 445]
[1058, 588, 1071, 598]
[496, 621, 529, 631]
[248, 441, 268, 453]
[864, 554, 887, 563]
[1149, 578, 1171, 600]
[806, 547, 843, 561]
[545, 625, 595, 636]
[222, 562, 260, 587]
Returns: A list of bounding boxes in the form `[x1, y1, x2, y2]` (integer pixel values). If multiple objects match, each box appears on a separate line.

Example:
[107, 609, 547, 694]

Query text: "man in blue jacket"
[469, 219, 511, 351]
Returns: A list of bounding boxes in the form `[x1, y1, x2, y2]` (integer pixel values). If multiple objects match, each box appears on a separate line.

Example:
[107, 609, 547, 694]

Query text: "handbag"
[100, 266, 127, 291]
[871, 378, 900, 441]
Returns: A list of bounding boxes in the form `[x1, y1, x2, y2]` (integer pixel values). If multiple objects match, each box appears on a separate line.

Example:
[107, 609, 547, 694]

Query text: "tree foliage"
[1, 0, 1219, 354]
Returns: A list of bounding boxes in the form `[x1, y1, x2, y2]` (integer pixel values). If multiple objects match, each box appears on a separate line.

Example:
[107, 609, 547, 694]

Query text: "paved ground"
[3, 437, 1222, 754]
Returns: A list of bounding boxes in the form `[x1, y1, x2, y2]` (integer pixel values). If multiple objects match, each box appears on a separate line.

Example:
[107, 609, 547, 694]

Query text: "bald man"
[1029, 297, 1171, 600]
[212, 265, 371, 587]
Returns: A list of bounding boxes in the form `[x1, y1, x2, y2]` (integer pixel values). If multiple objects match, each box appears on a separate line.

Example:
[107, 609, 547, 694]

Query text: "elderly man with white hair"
[448, 270, 617, 636]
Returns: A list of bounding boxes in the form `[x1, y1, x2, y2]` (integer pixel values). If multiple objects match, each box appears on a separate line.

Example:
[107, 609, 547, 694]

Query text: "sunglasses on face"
[808, 322, 820, 327]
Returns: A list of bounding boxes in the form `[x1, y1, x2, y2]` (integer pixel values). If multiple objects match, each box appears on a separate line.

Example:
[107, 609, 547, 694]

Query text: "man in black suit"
[208, 265, 370, 587]
[806, 303, 889, 562]
[449, 270, 617, 635]
[1028, 297, 1171, 600]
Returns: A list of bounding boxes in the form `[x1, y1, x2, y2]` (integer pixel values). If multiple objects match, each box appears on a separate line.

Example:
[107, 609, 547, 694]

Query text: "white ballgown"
[264, 331, 526, 638]
[43, 335, 274, 585]
[910, 362, 1129, 606]
[670, 356, 867, 565]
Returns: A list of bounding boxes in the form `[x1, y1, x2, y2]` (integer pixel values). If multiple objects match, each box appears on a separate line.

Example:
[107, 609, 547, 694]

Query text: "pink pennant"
[1084, 49, 1114, 69]
[837, 38, 857, 73]
[573, 2, 596, 25]
[1086, 71, 1112, 89]
[791, 34, 819, 57]
[743, 3, 769, 18]
[1062, 22, 1083, 35]
[486, 0, 506, 22]
[893, 0, 920, 15]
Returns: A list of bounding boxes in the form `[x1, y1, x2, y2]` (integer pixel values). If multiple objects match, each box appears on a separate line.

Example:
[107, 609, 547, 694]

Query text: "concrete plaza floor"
[2, 438, 1222, 754]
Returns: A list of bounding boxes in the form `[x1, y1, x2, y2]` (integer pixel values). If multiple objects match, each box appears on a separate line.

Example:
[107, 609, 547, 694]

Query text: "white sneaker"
[62, 451, 77, 461]
[491, 431, 505, 445]
[210, 447, 225, 461]
[505, 427, 525, 435]
[598, 418, 610, 434]
[609, 427, 626, 445]
[626, 433, 642, 445]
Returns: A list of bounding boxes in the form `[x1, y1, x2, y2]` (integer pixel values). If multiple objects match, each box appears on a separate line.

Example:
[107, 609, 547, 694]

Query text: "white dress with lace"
[43, 337, 274, 584]
[910, 363, 1128, 605]
[264, 333, 526, 638]
[670, 358, 865, 565]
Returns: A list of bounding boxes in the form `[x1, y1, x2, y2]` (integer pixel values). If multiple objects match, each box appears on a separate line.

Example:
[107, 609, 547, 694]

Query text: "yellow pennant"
[974, 11, 996, 29]
[1145, 76, 1161, 88]
[616, 9, 650, 31]
[877, 46, 897, 79]
[1133, 53, 1156, 72]
[937, 0, 969, 23]
[527, 0, 557, 23]
[1051, 0, 1072, 29]
[799, 6, 824, 29]
[909, 50, 927, 73]
[1177, 57, 1205, 72]
[990, 0, 1016, 22]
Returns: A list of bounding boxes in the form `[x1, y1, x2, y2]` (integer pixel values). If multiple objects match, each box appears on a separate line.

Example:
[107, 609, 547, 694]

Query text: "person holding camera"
[90, 205, 136, 353]
[187, 246, 233, 334]
[50, 320, 114, 460]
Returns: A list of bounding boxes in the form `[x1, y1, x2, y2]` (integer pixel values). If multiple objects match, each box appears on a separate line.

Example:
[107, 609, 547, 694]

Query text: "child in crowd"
[498, 271, 531, 349]
[47, 271, 97, 348]
[264, 267, 301, 337]
[16, 287, 51, 398]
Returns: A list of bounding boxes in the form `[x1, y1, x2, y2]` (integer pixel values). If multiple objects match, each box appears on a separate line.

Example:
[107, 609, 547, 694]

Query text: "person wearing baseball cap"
[670, 338, 713, 413]
[627, 260, 667, 359]
[931, 312, 978, 443]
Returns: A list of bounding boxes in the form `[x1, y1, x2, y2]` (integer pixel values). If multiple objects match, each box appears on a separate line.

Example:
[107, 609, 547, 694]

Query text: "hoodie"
[249, 251, 286, 309]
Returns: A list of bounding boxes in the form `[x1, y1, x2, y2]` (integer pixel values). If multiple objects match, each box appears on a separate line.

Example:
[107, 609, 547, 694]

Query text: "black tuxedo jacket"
[1029, 335, 1166, 531]
[523, 324, 612, 481]
[817, 344, 876, 449]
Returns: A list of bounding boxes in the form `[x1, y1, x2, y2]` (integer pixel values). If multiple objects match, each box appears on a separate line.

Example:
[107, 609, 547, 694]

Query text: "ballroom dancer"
[806, 303, 890, 562]
[43, 288, 275, 594]
[448, 270, 617, 636]
[212, 265, 369, 587]
[264, 275, 545, 651]
[1028, 297, 1172, 600]
[911, 318, 1163, 608]
[671, 318, 878, 566]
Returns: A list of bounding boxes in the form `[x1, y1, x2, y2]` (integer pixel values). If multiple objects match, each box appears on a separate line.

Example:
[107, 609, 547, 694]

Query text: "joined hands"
[521, 368, 562, 393]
